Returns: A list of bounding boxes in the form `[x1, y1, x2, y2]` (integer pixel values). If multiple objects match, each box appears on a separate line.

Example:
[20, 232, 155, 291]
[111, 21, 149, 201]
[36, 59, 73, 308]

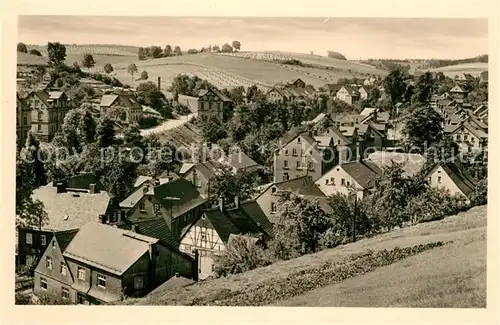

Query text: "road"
[140, 113, 197, 136]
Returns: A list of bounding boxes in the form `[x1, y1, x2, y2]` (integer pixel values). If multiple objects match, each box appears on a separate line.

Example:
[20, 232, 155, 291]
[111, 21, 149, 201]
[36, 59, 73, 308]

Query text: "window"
[60, 263, 67, 276]
[271, 187, 276, 194]
[97, 275, 106, 288]
[52, 240, 56, 248]
[341, 178, 345, 186]
[37, 124, 41, 132]
[456, 134, 461, 141]
[292, 149, 297, 156]
[308, 162, 313, 170]
[23, 115, 28, 124]
[41, 235, 46, 246]
[284, 149, 289, 156]
[437, 176, 442, 183]
[153, 204, 161, 216]
[40, 277, 48, 290]
[134, 275, 144, 290]
[347, 181, 351, 186]
[284, 160, 288, 168]
[297, 137, 301, 143]
[46, 256, 52, 269]
[77, 267, 85, 280]
[26, 233, 32, 244]
[296, 161, 301, 169]
[325, 179, 329, 185]
[464, 135, 468, 141]
[330, 178, 335, 185]
[139, 202, 146, 211]
[283, 173, 289, 181]
[300, 149, 305, 156]
[61, 287, 70, 299]
[271, 202, 277, 213]
[38, 111, 43, 121]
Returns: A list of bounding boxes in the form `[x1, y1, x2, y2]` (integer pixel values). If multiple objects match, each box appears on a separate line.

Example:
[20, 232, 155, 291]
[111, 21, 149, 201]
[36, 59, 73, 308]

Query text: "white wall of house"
[179, 224, 225, 279]
[315, 165, 364, 199]
[427, 166, 468, 201]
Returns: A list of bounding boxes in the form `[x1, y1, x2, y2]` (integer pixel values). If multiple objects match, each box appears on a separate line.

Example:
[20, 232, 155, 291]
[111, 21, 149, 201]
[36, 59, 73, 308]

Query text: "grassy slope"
[426, 62, 488, 77]
[123, 205, 486, 307]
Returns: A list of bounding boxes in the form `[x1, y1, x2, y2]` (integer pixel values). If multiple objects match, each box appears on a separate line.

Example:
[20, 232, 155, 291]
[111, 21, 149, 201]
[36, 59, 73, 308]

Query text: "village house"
[315, 160, 383, 199]
[479, 71, 488, 84]
[454, 73, 474, 83]
[336, 85, 360, 105]
[473, 104, 488, 122]
[449, 85, 468, 100]
[33, 222, 196, 304]
[447, 122, 488, 154]
[197, 87, 234, 121]
[273, 133, 337, 183]
[358, 86, 369, 100]
[178, 198, 273, 279]
[254, 176, 326, 223]
[367, 151, 426, 177]
[25, 90, 73, 142]
[179, 161, 223, 197]
[118, 177, 208, 241]
[16, 93, 31, 146]
[363, 77, 376, 86]
[99, 94, 143, 125]
[218, 148, 260, 174]
[17, 174, 116, 267]
[425, 162, 476, 204]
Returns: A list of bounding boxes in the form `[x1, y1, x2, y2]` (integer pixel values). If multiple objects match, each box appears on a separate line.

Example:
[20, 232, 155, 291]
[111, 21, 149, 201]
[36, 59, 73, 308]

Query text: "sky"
[18, 16, 488, 60]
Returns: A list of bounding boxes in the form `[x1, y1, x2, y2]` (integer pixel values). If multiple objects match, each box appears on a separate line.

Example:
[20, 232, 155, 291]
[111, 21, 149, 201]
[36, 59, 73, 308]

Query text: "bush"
[37, 293, 72, 305]
[138, 116, 159, 129]
[470, 178, 487, 206]
[318, 228, 343, 249]
[213, 236, 272, 277]
[15, 292, 32, 305]
[405, 187, 468, 223]
[174, 102, 191, 115]
[16, 255, 38, 277]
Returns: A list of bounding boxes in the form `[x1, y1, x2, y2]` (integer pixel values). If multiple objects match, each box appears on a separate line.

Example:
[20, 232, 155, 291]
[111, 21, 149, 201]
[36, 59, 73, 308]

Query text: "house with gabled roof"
[179, 160, 224, 197]
[473, 104, 488, 122]
[425, 162, 477, 203]
[448, 122, 488, 154]
[218, 148, 260, 174]
[358, 86, 369, 100]
[18, 180, 115, 267]
[178, 198, 273, 279]
[197, 87, 234, 121]
[99, 94, 143, 125]
[367, 152, 425, 177]
[254, 175, 326, 223]
[273, 132, 337, 183]
[33, 222, 196, 304]
[315, 160, 383, 199]
[25, 90, 73, 142]
[119, 178, 208, 241]
[336, 85, 360, 105]
[449, 85, 468, 99]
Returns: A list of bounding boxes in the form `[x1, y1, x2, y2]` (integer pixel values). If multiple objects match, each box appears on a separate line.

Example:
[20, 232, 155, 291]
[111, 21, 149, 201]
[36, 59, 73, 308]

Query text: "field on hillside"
[27, 44, 138, 56]
[97, 53, 389, 90]
[426, 62, 488, 77]
[122, 205, 487, 307]
[221, 51, 386, 75]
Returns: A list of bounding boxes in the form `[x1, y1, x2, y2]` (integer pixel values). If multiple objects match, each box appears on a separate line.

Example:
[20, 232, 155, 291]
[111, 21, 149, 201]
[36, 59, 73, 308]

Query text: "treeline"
[137, 41, 242, 60]
[327, 50, 347, 60]
[426, 54, 488, 69]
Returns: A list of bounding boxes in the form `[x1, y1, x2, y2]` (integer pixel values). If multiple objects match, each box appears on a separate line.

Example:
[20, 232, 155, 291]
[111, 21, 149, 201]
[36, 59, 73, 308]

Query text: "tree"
[199, 115, 227, 144]
[232, 41, 241, 51]
[29, 49, 42, 56]
[141, 70, 149, 80]
[96, 117, 116, 148]
[163, 45, 172, 57]
[413, 72, 436, 104]
[17, 42, 28, 53]
[149, 46, 163, 58]
[81, 53, 96, 70]
[402, 106, 444, 150]
[127, 63, 138, 81]
[270, 192, 332, 260]
[72, 61, 80, 70]
[138, 47, 148, 60]
[327, 51, 347, 60]
[47, 42, 67, 66]
[212, 45, 221, 53]
[221, 43, 233, 53]
[187, 49, 199, 54]
[103, 63, 114, 74]
[383, 68, 406, 104]
[100, 153, 138, 200]
[209, 166, 260, 203]
[173, 46, 182, 56]
[78, 109, 97, 145]
[136, 81, 169, 111]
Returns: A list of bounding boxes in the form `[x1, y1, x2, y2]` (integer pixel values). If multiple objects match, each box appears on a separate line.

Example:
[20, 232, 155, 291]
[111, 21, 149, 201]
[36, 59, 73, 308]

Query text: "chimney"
[56, 182, 66, 193]
[234, 196, 239, 208]
[218, 197, 224, 212]
[89, 183, 96, 194]
[157, 77, 161, 91]
[98, 214, 107, 224]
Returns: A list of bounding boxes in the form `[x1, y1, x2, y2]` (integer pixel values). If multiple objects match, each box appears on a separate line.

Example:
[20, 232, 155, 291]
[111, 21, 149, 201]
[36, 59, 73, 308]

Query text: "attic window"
[297, 137, 301, 143]
[271, 187, 276, 194]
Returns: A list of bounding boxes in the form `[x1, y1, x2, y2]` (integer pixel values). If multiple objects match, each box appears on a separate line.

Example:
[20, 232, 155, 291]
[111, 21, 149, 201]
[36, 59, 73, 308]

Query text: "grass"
[427, 62, 488, 77]
[121, 205, 486, 307]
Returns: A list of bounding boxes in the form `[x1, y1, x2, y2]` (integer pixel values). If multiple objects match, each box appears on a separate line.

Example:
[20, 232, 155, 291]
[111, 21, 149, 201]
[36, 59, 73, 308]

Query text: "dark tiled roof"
[154, 178, 207, 219]
[340, 161, 383, 189]
[238, 201, 274, 236]
[274, 176, 326, 197]
[54, 229, 79, 252]
[434, 162, 476, 197]
[223, 150, 259, 171]
[118, 218, 178, 247]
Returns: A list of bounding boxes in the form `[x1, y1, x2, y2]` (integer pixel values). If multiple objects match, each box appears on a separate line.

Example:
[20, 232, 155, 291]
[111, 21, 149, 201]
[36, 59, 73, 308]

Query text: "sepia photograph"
[4, 5, 497, 321]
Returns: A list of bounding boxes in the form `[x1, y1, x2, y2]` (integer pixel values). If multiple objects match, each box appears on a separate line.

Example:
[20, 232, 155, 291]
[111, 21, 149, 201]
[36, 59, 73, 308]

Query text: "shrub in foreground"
[406, 188, 468, 223]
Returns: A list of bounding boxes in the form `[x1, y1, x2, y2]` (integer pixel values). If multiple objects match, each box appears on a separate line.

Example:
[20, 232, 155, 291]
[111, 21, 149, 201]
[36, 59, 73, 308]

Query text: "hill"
[121, 205, 486, 307]
[426, 62, 488, 78]
[27, 44, 139, 56]
[17, 52, 49, 66]
[86, 52, 387, 90]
